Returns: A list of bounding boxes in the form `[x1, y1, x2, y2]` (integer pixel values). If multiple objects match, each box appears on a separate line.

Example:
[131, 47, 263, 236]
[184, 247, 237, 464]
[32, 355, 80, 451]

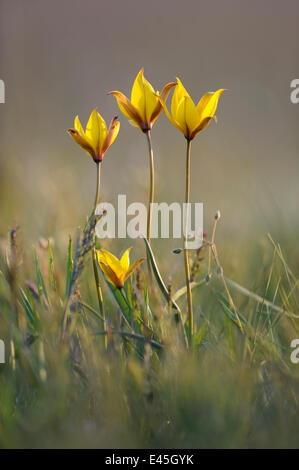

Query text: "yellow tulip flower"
[96, 248, 144, 289]
[159, 78, 225, 141]
[68, 109, 120, 163]
[109, 69, 176, 133]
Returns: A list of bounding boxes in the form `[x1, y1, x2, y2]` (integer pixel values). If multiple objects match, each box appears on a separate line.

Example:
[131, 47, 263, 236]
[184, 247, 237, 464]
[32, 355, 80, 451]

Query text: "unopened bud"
[173, 248, 182, 254]
[214, 210, 221, 220]
[205, 273, 212, 284]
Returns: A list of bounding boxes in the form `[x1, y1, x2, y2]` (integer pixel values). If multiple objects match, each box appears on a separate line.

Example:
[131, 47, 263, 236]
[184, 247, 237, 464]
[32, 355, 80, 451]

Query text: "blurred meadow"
[1, 0, 299, 448]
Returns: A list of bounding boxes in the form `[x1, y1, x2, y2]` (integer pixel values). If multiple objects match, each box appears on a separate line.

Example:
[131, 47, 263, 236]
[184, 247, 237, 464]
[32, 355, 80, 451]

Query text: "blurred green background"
[0, 0, 299, 261]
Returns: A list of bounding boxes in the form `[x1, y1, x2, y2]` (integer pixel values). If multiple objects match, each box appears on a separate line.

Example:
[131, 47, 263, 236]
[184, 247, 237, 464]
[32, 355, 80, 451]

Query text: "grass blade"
[48, 240, 56, 292]
[65, 236, 73, 298]
[19, 287, 40, 333]
[33, 246, 49, 306]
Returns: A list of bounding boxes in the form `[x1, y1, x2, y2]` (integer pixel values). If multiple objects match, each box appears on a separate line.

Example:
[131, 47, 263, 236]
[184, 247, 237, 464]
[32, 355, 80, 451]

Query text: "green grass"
[1, 212, 299, 449]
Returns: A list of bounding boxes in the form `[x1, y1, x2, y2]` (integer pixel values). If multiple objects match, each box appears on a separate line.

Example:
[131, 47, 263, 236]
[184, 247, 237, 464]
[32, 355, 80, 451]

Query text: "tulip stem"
[92, 162, 106, 341]
[184, 139, 194, 345]
[146, 130, 154, 272]
[94, 161, 101, 209]
[146, 130, 154, 242]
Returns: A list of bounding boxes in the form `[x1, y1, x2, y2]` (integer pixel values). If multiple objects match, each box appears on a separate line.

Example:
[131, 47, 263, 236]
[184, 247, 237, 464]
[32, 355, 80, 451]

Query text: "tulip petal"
[96, 249, 108, 265]
[74, 115, 85, 136]
[68, 129, 96, 160]
[143, 76, 159, 125]
[100, 116, 120, 158]
[131, 69, 158, 127]
[85, 109, 100, 149]
[150, 82, 176, 126]
[124, 258, 145, 282]
[85, 109, 107, 157]
[175, 97, 190, 137]
[109, 91, 144, 131]
[109, 92, 131, 120]
[158, 95, 185, 134]
[171, 77, 191, 119]
[197, 89, 225, 122]
[160, 82, 177, 103]
[176, 77, 191, 98]
[131, 69, 146, 119]
[185, 95, 201, 135]
[99, 262, 123, 289]
[97, 249, 122, 277]
[74, 115, 95, 147]
[97, 111, 108, 153]
[120, 247, 131, 272]
[189, 117, 213, 140]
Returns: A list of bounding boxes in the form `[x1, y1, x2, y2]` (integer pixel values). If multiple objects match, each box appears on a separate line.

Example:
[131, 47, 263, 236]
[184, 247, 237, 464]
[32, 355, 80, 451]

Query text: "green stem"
[146, 130, 154, 272]
[184, 139, 194, 345]
[94, 161, 101, 210]
[60, 297, 70, 343]
[92, 249, 104, 319]
[92, 162, 106, 339]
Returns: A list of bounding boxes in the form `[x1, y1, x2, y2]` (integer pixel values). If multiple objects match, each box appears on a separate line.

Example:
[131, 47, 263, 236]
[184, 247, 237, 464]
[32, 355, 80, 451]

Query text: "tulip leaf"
[142, 236, 181, 312]
[33, 246, 49, 306]
[97, 264, 134, 329]
[142, 236, 188, 347]
[173, 279, 205, 302]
